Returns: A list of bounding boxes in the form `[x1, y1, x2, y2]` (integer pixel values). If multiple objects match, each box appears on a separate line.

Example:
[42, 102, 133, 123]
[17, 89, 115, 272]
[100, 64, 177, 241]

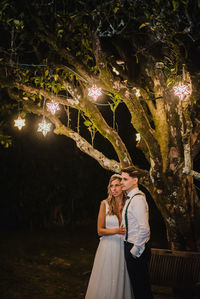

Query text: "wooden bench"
[149, 248, 200, 290]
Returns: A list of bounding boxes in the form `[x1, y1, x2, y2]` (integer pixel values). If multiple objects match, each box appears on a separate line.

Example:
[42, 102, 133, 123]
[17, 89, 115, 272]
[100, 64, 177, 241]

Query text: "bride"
[85, 174, 134, 299]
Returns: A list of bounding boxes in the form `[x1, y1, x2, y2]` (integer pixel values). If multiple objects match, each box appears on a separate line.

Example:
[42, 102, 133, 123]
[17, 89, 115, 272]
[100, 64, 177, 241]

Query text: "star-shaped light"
[14, 115, 25, 130]
[46, 101, 60, 115]
[136, 133, 141, 142]
[88, 85, 102, 101]
[38, 119, 51, 136]
[173, 83, 191, 101]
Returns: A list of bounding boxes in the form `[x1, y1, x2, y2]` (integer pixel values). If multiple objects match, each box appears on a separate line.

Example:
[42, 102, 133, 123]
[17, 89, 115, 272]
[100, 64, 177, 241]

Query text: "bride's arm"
[97, 200, 125, 236]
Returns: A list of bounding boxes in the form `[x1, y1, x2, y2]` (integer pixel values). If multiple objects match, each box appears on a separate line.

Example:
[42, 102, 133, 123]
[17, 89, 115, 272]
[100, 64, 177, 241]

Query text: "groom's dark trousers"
[124, 241, 154, 299]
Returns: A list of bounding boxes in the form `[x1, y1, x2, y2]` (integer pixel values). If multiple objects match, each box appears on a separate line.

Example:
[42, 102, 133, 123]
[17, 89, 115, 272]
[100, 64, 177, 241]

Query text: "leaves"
[81, 38, 92, 51]
[166, 77, 175, 87]
[0, 128, 12, 148]
[83, 120, 92, 127]
[109, 96, 121, 113]
[113, 6, 119, 14]
[139, 22, 150, 30]
[172, 0, 179, 11]
[57, 29, 64, 38]
[83, 119, 97, 146]
[45, 69, 49, 77]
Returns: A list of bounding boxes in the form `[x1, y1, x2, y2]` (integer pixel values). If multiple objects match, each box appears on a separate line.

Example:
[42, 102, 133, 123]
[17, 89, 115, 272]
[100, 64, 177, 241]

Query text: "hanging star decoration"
[14, 115, 25, 130]
[46, 101, 60, 115]
[38, 119, 51, 136]
[173, 83, 191, 101]
[88, 85, 102, 101]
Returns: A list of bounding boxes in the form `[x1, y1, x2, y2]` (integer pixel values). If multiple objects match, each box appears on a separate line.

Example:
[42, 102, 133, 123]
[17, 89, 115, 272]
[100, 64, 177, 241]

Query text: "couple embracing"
[85, 166, 154, 299]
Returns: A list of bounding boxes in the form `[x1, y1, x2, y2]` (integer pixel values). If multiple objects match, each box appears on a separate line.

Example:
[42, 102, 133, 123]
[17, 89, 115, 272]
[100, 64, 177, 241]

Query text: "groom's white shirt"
[122, 187, 150, 258]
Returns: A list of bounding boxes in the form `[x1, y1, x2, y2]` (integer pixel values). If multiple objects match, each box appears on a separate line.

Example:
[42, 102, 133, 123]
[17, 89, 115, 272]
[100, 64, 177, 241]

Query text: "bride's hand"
[117, 225, 126, 235]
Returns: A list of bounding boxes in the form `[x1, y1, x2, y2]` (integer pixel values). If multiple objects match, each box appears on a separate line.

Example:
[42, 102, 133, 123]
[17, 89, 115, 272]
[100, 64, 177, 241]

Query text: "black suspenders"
[125, 193, 143, 242]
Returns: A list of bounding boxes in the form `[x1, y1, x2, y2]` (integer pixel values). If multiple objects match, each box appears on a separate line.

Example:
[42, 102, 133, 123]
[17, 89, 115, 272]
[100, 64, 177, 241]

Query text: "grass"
[0, 221, 196, 299]
[0, 222, 98, 299]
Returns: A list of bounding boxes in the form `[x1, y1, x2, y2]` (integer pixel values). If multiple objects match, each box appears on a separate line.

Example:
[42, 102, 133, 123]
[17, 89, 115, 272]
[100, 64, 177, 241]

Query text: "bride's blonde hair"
[106, 174, 126, 216]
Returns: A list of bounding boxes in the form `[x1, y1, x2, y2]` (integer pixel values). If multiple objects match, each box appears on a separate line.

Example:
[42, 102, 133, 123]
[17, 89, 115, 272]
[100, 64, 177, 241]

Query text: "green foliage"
[83, 118, 97, 146]
[166, 77, 175, 87]
[0, 133, 12, 148]
[0, 0, 24, 30]
[139, 22, 150, 30]
[191, 96, 197, 104]
[0, 102, 15, 148]
[172, 0, 179, 11]
[18, 67, 67, 98]
[109, 95, 121, 129]
[109, 95, 121, 113]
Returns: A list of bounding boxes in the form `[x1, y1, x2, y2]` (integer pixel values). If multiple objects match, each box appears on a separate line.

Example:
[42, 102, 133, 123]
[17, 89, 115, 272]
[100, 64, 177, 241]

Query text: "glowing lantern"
[88, 85, 102, 101]
[38, 119, 51, 136]
[14, 115, 25, 130]
[46, 101, 60, 115]
[173, 83, 190, 101]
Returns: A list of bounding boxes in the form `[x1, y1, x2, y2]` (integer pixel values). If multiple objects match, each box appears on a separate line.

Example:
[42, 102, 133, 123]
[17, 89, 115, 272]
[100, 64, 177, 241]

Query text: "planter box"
[150, 248, 200, 289]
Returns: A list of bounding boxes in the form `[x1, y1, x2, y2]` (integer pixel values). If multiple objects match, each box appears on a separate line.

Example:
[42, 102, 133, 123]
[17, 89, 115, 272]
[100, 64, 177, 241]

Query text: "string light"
[32, 0, 54, 6]
[136, 133, 141, 142]
[173, 83, 191, 101]
[38, 119, 51, 136]
[46, 101, 60, 115]
[112, 67, 120, 75]
[88, 85, 102, 101]
[2, 61, 163, 105]
[135, 89, 141, 97]
[14, 115, 26, 130]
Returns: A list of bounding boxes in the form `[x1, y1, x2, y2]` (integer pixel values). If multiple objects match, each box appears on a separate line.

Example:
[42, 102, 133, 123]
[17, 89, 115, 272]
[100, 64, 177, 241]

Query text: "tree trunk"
[149, 173, 200, 251]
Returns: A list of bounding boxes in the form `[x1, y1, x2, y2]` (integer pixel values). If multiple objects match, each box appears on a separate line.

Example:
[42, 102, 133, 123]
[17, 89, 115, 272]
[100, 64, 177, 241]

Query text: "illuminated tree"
[0, 0, 200, 251]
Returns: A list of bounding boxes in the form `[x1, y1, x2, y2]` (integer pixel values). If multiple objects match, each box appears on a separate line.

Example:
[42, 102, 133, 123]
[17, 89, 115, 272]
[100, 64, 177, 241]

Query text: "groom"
[121, 166, 153, 299]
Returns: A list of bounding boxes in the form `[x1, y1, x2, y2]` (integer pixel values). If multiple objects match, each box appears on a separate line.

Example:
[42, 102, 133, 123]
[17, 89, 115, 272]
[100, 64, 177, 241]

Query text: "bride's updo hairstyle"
[106, 174, 126, 216]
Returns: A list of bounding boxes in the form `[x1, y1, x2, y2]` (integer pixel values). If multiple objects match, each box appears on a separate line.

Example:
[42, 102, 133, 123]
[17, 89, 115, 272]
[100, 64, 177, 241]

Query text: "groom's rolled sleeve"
[130, 196, 150, 258]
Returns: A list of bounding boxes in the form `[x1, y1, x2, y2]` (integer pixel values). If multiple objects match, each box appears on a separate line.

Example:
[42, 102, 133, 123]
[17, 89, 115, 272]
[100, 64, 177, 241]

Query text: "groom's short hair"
[121, 166, 145, 179]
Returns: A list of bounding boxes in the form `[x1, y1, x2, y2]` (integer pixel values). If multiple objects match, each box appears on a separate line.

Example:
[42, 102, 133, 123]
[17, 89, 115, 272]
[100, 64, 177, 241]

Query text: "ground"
[0, 222, 196, 299]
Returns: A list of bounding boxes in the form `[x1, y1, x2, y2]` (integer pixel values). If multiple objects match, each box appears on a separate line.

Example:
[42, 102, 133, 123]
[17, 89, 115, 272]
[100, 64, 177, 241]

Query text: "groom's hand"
[131, 254, 137, 259]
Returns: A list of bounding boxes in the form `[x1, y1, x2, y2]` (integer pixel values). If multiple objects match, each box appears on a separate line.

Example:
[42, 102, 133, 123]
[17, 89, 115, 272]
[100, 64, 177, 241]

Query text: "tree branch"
[151, 68, 170, 172]
[14, 83, 80, 109]
[80, 95, 133, 167]
[179, 74, 200, 180]
[192, 119, 200, 159]
[9, 77, 133, 168]
[25, 103, 121, 172]
[35, 19, 95, 83]
[120, 90, 162, 162]
[92, 33, 161, 164]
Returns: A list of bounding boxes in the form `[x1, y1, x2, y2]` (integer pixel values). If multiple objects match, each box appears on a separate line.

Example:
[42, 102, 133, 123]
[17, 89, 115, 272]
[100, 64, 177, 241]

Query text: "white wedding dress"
[85, 201, 134, 299]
